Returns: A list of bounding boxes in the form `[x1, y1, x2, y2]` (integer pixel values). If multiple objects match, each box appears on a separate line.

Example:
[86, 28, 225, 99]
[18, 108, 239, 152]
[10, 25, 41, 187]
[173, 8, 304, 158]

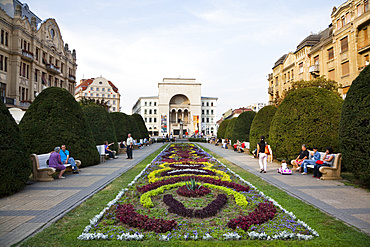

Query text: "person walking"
[126, 133, 134, 159]
[256, 136, 268, 173]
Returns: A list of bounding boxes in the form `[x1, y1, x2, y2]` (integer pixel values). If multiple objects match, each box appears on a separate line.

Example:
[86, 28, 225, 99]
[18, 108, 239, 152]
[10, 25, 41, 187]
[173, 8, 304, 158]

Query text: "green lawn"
[19, 144, 370, 247]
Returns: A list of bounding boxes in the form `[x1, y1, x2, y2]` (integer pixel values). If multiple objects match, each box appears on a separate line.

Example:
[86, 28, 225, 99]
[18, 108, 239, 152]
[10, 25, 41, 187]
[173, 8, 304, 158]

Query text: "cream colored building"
[75, 77, 121, 112]
[0, 1, 77, 110]
[132, 78, 217, 137]
[268, 0, 370, 104]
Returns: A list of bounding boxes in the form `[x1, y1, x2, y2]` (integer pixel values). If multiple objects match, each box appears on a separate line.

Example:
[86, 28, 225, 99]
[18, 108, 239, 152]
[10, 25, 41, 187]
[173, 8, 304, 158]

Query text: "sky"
[27, 0, 345, 118]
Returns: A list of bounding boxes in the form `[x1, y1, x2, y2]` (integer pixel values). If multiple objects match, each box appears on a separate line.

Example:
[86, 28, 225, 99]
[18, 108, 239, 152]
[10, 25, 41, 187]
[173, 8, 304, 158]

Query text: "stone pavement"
[0, 143, 164, 247]
[199, 143, 370, 235]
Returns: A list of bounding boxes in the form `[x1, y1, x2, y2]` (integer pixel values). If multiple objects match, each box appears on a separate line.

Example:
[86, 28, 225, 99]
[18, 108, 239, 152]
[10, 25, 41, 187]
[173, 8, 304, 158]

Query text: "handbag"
[264, 144, 270, 155]
[316, 160, 324, 165]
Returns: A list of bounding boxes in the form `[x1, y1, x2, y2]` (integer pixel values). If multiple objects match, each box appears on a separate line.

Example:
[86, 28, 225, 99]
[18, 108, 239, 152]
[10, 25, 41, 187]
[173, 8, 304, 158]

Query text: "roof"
[272, 54, 287, 69]
[295, 34, 321, 53]
[75, 78, 119, 93]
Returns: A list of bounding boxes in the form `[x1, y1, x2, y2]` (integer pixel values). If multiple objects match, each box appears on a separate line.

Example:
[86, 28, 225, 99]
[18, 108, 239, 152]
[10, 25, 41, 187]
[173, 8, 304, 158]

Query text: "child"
[281, 160, 287, 170]
[277, 160, 292, 175]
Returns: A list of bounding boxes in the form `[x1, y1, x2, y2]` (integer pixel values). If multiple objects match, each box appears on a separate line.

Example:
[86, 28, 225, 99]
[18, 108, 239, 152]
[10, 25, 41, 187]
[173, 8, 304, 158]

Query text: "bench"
[96, 145, 117, 162]
[31, 153, 81, 182]
[304, 151, 342, 180]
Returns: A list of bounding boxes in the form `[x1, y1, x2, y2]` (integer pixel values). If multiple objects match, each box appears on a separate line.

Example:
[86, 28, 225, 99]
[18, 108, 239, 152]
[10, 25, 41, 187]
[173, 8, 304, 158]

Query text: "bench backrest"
[308, 150, 341, 167]
[96, 145, 105, 155]
[38, 153, 51, 169]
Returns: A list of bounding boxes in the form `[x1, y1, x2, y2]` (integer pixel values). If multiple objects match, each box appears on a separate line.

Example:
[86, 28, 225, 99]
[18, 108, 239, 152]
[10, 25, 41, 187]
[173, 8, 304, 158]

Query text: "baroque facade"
[132, 78, 217, 137]
[75, 77, 121, 112]
[268, 0, 370, 104]
[0, 1, 77, 109]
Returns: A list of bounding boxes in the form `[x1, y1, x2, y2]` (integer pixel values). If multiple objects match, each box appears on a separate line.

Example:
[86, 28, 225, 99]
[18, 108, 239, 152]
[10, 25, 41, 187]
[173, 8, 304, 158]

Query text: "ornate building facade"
[75, 77, 121, 112]
[0, 1, 77, 109]
[268, 0, 370, 104]
[132, 78, 217, 137]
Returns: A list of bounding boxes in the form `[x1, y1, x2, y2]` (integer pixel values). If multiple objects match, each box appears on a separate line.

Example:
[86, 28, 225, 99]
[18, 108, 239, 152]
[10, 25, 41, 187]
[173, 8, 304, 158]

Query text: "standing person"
[104, 141, 117, 159]
[162, 134, 165, 144]
[49, 147, 66, 179]
[256, 136, 268, 173]
[60, 145, 79, 174]
[126, 133, 134, 159]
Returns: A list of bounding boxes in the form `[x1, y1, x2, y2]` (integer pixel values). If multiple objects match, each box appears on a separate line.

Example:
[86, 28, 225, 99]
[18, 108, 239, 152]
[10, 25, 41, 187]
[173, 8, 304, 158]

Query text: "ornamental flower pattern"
[78, 143, 319, 241]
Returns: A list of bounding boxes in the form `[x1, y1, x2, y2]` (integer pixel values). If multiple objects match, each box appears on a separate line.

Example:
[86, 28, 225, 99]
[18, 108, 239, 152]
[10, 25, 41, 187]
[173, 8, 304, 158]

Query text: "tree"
[111, 112, 139, 141]
[225, 118, 237, 142]
[129, 115, 141, 140]
[131, 114, 149, 139]
[276, 76, 341, 106]
[269, 87, 343, 161]
[0, 101, 32, 197]
[339, 66, 370, 184]
[217, 119, 229, 139]
[231, 111, 256, 143]
[19, 87, 100, 167]
[82, 104, 118, 151]
[249, 105, 277, 151]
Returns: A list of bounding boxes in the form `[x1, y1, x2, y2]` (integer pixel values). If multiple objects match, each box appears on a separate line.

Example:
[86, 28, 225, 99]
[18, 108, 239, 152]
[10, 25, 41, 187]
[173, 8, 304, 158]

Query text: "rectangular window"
[0, 82, 5, 98]
[341, 37, 348, 53]
[0, 30, 3, 44]
[337, 19, 342, 29]
[365, 0, 369, 12]
[211, 110, 213, 114]
[102, 88, 105, 91]
[4, 57, 7, 72]
[341, 16, 345, 27]
[113, 107, 116, 111]
[154, 118, 157, 123]
[211, 102, 213, 106]
[154, 102, 157, 106]
[275, 76, 279, 86]
[206, 118, 209, 123]
[206, 110, 209, 114]
[346, 12, 350, 24]
[96, 93, 99, 97]
[5, 32, 8, 46]
[91, 93, 93, 96]
[26, 65, 29, 79]
[328, 47, 334, 60]
[328, 69, 335, 80]
[358, 4, 363, 16]
[22, 63, 26, 77]
[299, 63, 303, 73]
[291, 69, 294, 79]
[34, 69, 38, 82]
[35, 48, 39, 60]
[149, 117, 152, 123]
[90, 87, 93, 90]
[84, 93, 87, 96]
[314, 55, 319, 65]
[113, 100, 116, 105]
[102, 94, 105, 97]
[342, 61, 349, 76]
[113, 95, 116, 98]
[0, 55, 3, 70]
[202, 118, 204, 123]
[202, 110, 204, 114]
[365, 54, 369, 65]
[108, 89, 111, 92]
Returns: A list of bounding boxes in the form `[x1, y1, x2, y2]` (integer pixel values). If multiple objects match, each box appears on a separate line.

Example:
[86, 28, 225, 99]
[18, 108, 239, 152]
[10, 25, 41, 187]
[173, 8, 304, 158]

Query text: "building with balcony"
[0, 1, 77, 110]
[75, 77, 121, 112]
[132, 78, 218, 137]
[268, 0, 370, 104]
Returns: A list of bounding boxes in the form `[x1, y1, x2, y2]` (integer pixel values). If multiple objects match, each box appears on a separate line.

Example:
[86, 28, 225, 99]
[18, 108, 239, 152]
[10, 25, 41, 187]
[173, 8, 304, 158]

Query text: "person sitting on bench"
[104, 141, 117, 159]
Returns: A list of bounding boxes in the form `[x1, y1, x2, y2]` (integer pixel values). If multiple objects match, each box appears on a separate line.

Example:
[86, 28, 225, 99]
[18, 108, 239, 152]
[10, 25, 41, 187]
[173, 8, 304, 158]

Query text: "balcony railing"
[309, 64, 320, 73]
[68, 74, 76, 81]
[21, 50, 34, 61]
[268, 87, 273, 95]
[46, 63, 61, 74]
[1, 96, 16, 105]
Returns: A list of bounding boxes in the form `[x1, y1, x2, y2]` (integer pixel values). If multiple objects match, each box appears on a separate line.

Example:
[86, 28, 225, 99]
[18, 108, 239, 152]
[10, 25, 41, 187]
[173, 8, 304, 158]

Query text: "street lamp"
[180, 120, 183, 138]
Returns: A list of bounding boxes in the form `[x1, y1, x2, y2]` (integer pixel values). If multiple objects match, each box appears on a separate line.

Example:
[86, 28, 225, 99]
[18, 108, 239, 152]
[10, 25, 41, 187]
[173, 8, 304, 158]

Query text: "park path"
[0, 143, 164, 247]
[199, 143, 370, 236]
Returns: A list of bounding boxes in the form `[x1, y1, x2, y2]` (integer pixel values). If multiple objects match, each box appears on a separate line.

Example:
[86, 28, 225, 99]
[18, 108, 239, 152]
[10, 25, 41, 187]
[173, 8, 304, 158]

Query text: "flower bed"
[78, 143, 319, 241]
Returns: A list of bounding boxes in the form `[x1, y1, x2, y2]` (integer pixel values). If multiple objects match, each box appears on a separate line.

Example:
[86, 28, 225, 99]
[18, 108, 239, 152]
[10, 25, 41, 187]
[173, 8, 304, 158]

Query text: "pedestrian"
[126, 133, 134, 159]
[256, 135, 268, 173]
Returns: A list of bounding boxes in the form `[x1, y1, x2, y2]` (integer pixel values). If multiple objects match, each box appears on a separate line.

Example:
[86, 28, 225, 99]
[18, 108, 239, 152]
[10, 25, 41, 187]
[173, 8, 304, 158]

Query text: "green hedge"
[339, 66, 370, 184]
[269, 87, 343, 160]
[19, 87, 100, 167]
[224, 118, 237, 142]
[217, 119, 229, 139]
[0, 101, 32, 197]
[249, 105, 277, 150]
[188, 138, 207, 143]
[231, 111, 256, 143]
[129, 115, 141, 141]
[132, 114, 149, 139]
[111, 112, 141, 141]
[82, 104, 118, 152]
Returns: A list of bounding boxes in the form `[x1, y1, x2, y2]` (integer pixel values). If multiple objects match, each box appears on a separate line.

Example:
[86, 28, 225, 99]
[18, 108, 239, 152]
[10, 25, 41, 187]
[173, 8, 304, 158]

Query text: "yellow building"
[268, 0, 370, 104]
[75, 77, 121, 112]
[0, 1, 77, 110]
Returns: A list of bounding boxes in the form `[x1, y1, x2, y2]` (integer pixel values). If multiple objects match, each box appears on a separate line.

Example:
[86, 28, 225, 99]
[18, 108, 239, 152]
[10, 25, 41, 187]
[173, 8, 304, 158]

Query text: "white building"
[132, 78, 217, 137]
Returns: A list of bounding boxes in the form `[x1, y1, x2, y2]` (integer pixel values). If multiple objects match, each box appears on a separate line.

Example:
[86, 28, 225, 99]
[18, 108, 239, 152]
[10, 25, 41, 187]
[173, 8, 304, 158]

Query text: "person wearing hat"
[291, 144, 309, 170]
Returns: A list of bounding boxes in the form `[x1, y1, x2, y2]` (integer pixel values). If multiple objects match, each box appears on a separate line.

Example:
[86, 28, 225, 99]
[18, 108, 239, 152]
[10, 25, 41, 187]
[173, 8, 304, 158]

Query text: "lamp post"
[179, 120, 183, 138]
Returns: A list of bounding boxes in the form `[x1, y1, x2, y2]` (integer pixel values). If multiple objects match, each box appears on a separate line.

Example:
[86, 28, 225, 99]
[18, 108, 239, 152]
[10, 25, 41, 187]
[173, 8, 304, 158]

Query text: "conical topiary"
[132, 113, 149, 139]
[0, 101, 32, 197]
[231, 111, 256, 143]
[249, 105, 277, 150]
[217, 119, 230, 139]
[19, 87, 100, 167]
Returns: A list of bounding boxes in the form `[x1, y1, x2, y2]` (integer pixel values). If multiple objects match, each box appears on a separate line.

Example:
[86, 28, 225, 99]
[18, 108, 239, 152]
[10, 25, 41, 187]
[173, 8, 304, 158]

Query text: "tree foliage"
[132, 113, 149, 139]
[339, 66, 370, 184]
[0, 101, 32, 197]
[224, 118, 237, 142]
[82, 104, 118, 151]
[19, 87, 100, 167]
[249, 105, 277, 150]
[231, 111, 256, 143]
[111, 112, 142, 141]
[78, 97, 111, 111]
[217, 119, 229, 139]
[269, 87, 343, 161]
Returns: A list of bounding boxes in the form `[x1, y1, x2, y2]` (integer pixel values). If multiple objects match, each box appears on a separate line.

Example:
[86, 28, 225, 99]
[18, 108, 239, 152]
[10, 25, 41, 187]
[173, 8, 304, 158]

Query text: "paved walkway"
[200, 143, 370, 235]
[0, 143, 164, 247]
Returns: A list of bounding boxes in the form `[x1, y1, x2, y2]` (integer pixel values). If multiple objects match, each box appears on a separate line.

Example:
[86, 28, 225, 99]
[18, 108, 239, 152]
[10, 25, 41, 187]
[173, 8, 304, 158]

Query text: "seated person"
[60, 144, 79, 174]
[240, 142, 245, 153]
[215, 138, 222, 146]
[236, 140, 241, 152]
[314, 147, 335, 179]
[49, 147, 66, 179]
[104, 141, 117, 159]
[252, 148, 258, 158]
[291, 144, 309, 170]
[298, 147, 320, 174]
[120, 141, 126, 149]
[222, 139, 229, 149]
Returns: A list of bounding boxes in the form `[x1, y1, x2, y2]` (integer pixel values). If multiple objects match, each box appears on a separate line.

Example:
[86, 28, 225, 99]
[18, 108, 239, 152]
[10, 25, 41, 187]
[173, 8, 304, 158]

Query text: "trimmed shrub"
[217, 119, 229, 139]
[129, 115, 142, 141]
[19, 87, 100, 167]
[111, 112, 141, 141]
[0, 101, 32, 197]
[82, 104, 118, 152]
[249, 105, 277, 150]
[224, 118, 237, 142]
[269, 87, 343, 161]
[339, 66, 370, 184]
[132, 114, 149, 139]
[231, 111, 256, 143]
